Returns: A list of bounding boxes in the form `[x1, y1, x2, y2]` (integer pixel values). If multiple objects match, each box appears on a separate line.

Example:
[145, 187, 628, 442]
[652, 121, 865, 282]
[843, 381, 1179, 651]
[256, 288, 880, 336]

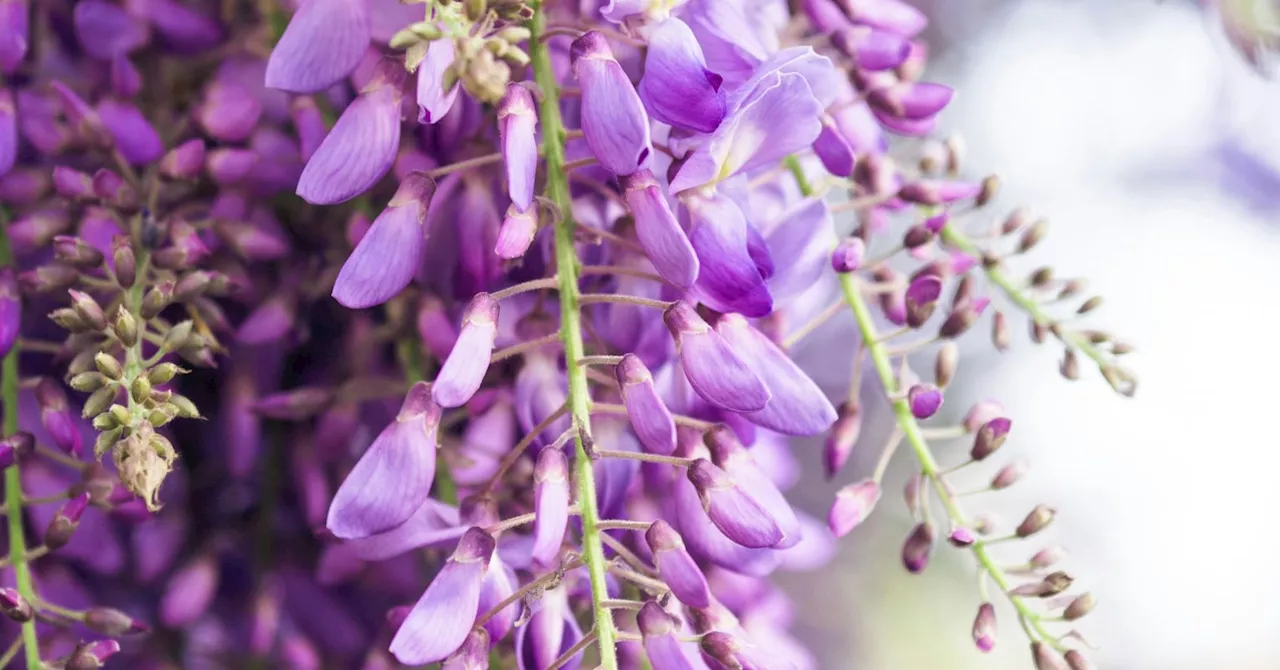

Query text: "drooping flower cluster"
[0, 0, 1138, 668]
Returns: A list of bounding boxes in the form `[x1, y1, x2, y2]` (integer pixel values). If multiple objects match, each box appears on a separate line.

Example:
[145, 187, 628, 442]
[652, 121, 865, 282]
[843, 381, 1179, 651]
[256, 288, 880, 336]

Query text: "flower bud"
[45, 492, 91, 550]
[1019, 219, 1049, 253]
[130, 375, 152, 404]
[93, 427, 121, 459]
[948, 526, 976, 547]
[646, 520, 711, 609]
[902, 522, 934, 574]
[160, 138, 206, 180]
[831, 237, 866, 273]
[93, 168, 138, 210]
[905, 275, 942, 328]
[53, 235, 105, 267]
[82, 387, 117, 418]
[112, 236, 136, 288]
[169, 394, 201, 419]
[939, 303, 980, 338]
[0, 432, 33, 469]
[934, 341, 958, 387]
[174, 271, 214, 302]
[991, 458, 1029, 489]
[69, 371, 108, 393]
[37, 377, 82, 455]
[972, 602, 996, 652]
[49, 307, 87, 332]
[687, 458, 783, 548]
[141, 280, 173, 319]
[617, 354, 677, 455]
[85, 606, 150, 635]
[147, 363, 185, 385]
[253, 387, 334, 420]
[907, 383, 942, 419]
[1030, 546, 1066, 569]
[828, 479, 881, 538]
[94, 352, 123, 380]
[970, 417, 1012, 460]
[67, 639, 122, 669]
[1059, 349, 1079, 381]
[0, 588, 33, 622]
[1031, 642, 1068, 670]
[1064, 650, 1095, 670]
[824, 401, 862, 478]
[1063, 593, 1095, 621]
[53, 166, 95, 199]
[531, 447, 570, 568]
[160, 320, 194, 352]
[991, 310, 1011, 351]
[20, 265, 79, 293]
[1016, 504, 1056, 538]
[113, 306, 138, 347]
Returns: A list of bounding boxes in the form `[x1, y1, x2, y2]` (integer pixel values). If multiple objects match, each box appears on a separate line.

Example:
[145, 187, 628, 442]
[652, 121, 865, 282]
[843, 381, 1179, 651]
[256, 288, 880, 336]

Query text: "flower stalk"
[529, 4, 619, 666]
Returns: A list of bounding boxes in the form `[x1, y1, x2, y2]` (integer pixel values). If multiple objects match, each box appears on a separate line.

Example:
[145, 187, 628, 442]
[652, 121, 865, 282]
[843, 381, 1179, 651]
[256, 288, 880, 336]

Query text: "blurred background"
[784, 0, 1280, 668]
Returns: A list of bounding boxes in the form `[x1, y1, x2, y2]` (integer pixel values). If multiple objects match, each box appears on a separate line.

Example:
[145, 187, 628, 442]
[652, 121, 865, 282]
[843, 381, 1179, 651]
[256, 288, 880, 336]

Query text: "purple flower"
[571, 31, 652, 176]
[907, 383, 943, 419]
[618, 169, 699, 289]
[639, 17, 726, 133]
[688, 458, 783, 549]
[498, 83, 538, 212]
[297, 61, 404, 205]
[0, 0, 29, 73]
[714, 314, 837, 435]
[433, 293, 499, 407]
[514, 586, 584, 670]
[73, 0, 149, 61]
[496, 204, 538, 259]
[664, 301, 770, 413]
[828, 479, 880, 537]
[638, 602, 702, 670]
[160, 554, 219, 627]
[332, 173, 436, 308]
[616, 354, 677, 455]
[646, 520, 711, 608]
[0, 88, 15, 176]
[326, 382, 442, 539]
[684, 191, 773, 317]
[266, 0, 370, 93]
[390, 527, 495, 665]
[532, 447, 570, 568]
[417, 38, 460, 124]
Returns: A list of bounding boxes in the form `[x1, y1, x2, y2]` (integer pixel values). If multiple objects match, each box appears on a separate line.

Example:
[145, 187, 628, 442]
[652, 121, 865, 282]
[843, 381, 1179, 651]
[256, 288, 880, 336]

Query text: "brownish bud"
[1063, 650, 1094, 670]
[94, 352, 123, 380]
[934, 341, 958, 387]
[1102, 365, 1137, 397]
[939, 305, 980, 339]
[1016, 504, 1056, 538]
[113, 307, 138, 347]
[991, 311, 1011, 351]
[173, 271, 214, 302]
[1018, 219, 1049, 253]
[976, 174, 999, 206]
[53, 236, 105, 267]
[68, 290, 107, 331]
[112, 237, 136, 288]
[169, 394, 201, 419]
[1059, 349, 1079, 381]
[69, 371, 108, 393]
[82, 387, 117, 418]
[91, 413, 118, 431]
[1076, 296, 1102, 314]
[1031, 642, 1068, 670]
[161, 320, 194, 352]
[113, 425, 175, 511]
[0, 588, 34, 622]
[1029, 267, 1053, 288]
[93, 428, 121, 459]
[20, 265, 79, 293]
[991, 458, 1029, 490]
[1030, 546, 1066, 569]
[84, 606, 150, 636]
[1031, 320, 1049, 344]
[50, 307, 88, 332]
[1110, 341, 1134, 355]
[108, 404, 131, 427]
[1001, 207, 1029, 235]
[1058, 278, 1086, 299]
[1063, 593, 1095, 621]
[903, 223, 934, 249]
[141, 281, 173, 320]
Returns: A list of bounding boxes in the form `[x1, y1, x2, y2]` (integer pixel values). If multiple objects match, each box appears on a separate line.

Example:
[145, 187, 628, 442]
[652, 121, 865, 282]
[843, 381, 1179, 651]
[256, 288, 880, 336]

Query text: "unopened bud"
[21, 265, 79, 292]
[1031, 320, 1049, 344]
[173, 271, 214, 302]
[0, 588, 33, 622]
[977, 174, 1000, 206]
[1018, 219, 1049, 253]
[823, 402, 862, 478]
[45, 492, 91, 550]
[992, 311, 1011, 351]
[161, 320, 194, 352]
[1030, 266, 1053, 288]
[1058, 278, 1086, 299]
[67, 639, 122, 669]
[93, 428, 121, 459]
[948, 526, 976, 547]
[69, 290, 107, 330]
[114, 307, 138, 347]
[970, 417, 1012, 460]
[141, 281, 173, 319]
[148, 363, 185, 385]
[1102, 365, 1137, 397]
[1063, 593, 1095, 621]
[94, 352, 123, 380]
[991, 458, 1029, 489]
[972, 603, 996, 652]
[147, 404, 179, 427]
[91, 413, 118, 431]
[112, 237, 137, 288]
[1077, 296, 1102, 315]
[82, 387, 117, 418]
[53, 236, 106, 267]
[108, 404, 131, 427]
[85, 606, 150, 635]
[934, 342, 958, 387]
[1013, 571, 1073, 597]
[1001, 208, 1029, 235]
[830, 237, 865, 274]
[69, 371, 108, 392]
[130, 376, 152, 404]
[1016, 504, 1056, 538]
[903, 223, 934, 249]
[1059, 349, 1079, 380]
[50, 307, 88, 332]
[1031, 642, 1068, 670]
[169, 394, 201, 419]
[1064, 650, 1095, 670]
[0, 432, 33, 468]
[1030, 546, 1067, 569]
[939, 305, 980, 339]
[901, 522, 934, 574]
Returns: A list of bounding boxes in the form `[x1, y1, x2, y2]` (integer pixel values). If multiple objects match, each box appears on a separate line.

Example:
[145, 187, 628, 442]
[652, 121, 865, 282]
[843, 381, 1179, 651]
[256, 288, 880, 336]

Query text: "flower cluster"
[0, 0, 1136, 668]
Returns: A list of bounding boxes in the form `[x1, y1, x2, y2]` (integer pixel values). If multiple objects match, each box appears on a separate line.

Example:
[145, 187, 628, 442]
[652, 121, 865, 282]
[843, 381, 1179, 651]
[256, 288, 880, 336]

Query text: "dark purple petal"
[616, 354, 677, 455]
[97, 99, 163, 165]
[266, 0, 370, 93]
[639, 17, 726, 133]
[647, 520, 711, 609]
[685, 192, 772, 317]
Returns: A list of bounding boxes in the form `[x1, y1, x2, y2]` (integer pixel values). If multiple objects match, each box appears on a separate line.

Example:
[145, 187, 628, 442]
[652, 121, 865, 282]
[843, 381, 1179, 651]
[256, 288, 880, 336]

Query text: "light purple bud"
[971, 416, 1012, 461]
[53, 166, 95, 199]
[964, 400, 1006, 432]
[700, 631, 789, 670]
[44, 491, 90, 550]
[0, 167, 49, 204]
[36, 378, 82, 456]
[138, 0, 223, 52]
[714, 314, 837, 436]
[705, 425, 802, 548]
[206, 147, 260, 185]
[160, 554, 219, 627]
[949, 526, 976, 547]
[417, 38, 460, 124]
[830, 237, 865, 274]
[97, 99, 163, 165]
[616, 354, 677, 455]
[495, 204, 537, 260]
[868, 82, 953, 120]
[907, 383, 942, 419]
[813, 115, 855, 177]
[433, 293, 498, 407]
[68, 639, 121, 669]
[827, 479, 880, 537]
[839, 0, 928, 38]
[159, 139, 206, 180]
[441, 628, 490, 670]
[646, 520, 711, 609]
[619, 169, 699, 289]
[532, 448, 570, 568]
[327, 382, 442, 539]
[823, 402, 862, 478]
[196, 82, 262, 142]
[898, 179, 983, 206]
[0, 90, 18, 176]
[0, 431, 29, 469]
[902, 522, 934, 573]
[688, 459, 783, 549]
[297, 62, 404, 204]
[571, 31, 652, 175]
[389, 527, 495, 665]
[972, 603, 996, 652]
[109, 55, 142, 97]
[638, 602, 700, 670]
[0, 0, 29, 74]
[92, 168, 137, 209]
[266, 0, 370, 93]
[639, 17, 725, 133]
[332, 172, 436, 308]
[664, 301, 770, 413]
[498, 83, 537, 212]
[832, 25, 911, 70]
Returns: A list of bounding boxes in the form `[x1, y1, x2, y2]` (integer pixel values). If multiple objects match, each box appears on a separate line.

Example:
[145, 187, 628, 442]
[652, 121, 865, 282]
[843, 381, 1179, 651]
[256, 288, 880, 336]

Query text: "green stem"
[529, 6, 619, 667]
[397, 337, 457, 505]
[939, 226, 1114, 376]
[0, 209, 40, 668]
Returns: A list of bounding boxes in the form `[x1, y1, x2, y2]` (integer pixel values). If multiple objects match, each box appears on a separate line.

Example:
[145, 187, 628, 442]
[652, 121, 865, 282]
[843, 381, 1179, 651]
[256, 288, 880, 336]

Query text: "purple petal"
[515, 587, 583, 670]
[813, 116, 855, 177]
[0, 89, 16, 177]
[97, 99, 163, 165]
[842, 0, 928, 38]
[0, 0, 29, 73]
[685, 192, 772, 317]
[495, 204, 537, 259]
[639, 17, 725, 134]
[137, 0, 223, 52]
[266, 0, 369, 93]
[326, 383, 441, 539]
[778, 512, 837, 572]
[532, 448, 570, 568]
[498, 83, 538, 212]
[638, 603, 701, 670]
[673, 472, 778, 576]
[833, 25, 912, 71]
[647, 520, 711, 609]
[390, 528, 494, 665]
[433, 293, 498, 407]
[616, 354, 677, 455]
[683, 0, 773, 87]
[417, 38, 460, 124]
[347, 499, 465, 561]
[665, 301, 770, 413]
[572, 31, 652, 176]
[332, 173, 434, 308]
[828, 479, 880, 537]
[705, 426, 802, 548]
[236, 292, 295, 344]
[763, 197, 837, 302]
[477, 556, 518, 643]
[196, 82, 263, 143]
[688, 459, 783, 549]
[160, 555, 219, 627]
[74, 0, 149, 60]
[715, 314, 836, 436]
[619, 169, 699, 289]
[297, 68, 403, 204]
